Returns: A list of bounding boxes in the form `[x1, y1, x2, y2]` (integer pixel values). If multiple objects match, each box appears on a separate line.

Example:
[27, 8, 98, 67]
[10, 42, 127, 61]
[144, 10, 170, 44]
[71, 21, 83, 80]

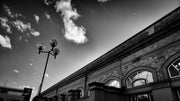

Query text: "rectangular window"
[130, 93, 153, 101]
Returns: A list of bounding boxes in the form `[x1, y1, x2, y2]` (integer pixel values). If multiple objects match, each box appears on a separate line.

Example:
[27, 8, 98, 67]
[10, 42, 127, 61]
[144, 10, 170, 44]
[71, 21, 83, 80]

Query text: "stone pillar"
[68, 90, 75, 101]
[74, 90, 81, 99]
[60, 94, 66, 101]
[53, 95, 59, 101]
[88, 82, 105, 101]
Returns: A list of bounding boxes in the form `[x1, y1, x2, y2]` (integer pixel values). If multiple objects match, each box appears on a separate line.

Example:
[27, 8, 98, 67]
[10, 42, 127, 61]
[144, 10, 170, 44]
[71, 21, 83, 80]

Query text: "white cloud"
[0, 5, 40, 49]
[31, 31, 40, 36]
[12, 20, 40, 37]
[97, 0, 110, 3]
[30, 63, 32, 66]
[3, 5, 24, 18]
[34, 14, 40, 23]
[14, 69, 20, 74]
[45, 73, 49, 78]
[0, 35, 12, 49]
[55, 0, 87, 44]
[63, 19, 87, 44]
[12, 20, 31, 33]
[45, 12, 51, 19]
[44, 0, 55, 5]
[0, 17, 12, 33]
[2, 5, 40, 37]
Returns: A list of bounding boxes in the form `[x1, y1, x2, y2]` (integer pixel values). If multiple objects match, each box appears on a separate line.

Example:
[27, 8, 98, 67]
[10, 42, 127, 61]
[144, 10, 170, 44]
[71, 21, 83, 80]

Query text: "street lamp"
[37, 39, 60, 96]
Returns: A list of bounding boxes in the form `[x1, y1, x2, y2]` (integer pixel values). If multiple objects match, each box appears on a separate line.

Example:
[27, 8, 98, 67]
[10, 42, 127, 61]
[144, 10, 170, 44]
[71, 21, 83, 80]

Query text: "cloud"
[44, 0, 55, 5]
[1, 5, 40, 37]
[14, 69, 20, 74]
[0, 18, 40, 37]
[0, 35, 12, 49]
[12, 20, 40, 36]
[97, 0, 110, 3]
[55, 0, 87, 44]
[0, 17, 12, 33]
[34, 14, 40, 23]
[3, 5, 24, 18]
[30, 63, 32, 66]
[45, 73, 49, 78]
[45, 12, 51, 19]
[12, 20, 31, 33]
[31, 31, 40, 36]
[0, 5, 40, 49]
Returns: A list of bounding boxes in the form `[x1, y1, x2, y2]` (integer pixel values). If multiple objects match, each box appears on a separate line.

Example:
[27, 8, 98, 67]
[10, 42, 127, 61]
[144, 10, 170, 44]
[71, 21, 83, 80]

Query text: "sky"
[0, 0, 179, 100]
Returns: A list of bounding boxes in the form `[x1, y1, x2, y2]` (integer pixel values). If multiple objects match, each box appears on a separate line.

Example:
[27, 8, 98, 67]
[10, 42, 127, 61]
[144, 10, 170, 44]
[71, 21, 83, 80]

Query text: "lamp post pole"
[37, 39, 60, 96]
[37, 51, 50, 96]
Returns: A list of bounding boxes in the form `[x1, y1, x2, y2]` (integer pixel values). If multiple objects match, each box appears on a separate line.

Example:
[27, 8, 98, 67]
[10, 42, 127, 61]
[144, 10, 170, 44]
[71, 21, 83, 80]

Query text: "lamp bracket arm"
[41, 51, 49, 54]
[49, 52, 55, 56]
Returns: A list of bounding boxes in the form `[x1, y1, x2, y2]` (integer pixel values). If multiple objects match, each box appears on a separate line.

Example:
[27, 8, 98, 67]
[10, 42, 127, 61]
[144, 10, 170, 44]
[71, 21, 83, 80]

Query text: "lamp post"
[37, 39, 60, 96]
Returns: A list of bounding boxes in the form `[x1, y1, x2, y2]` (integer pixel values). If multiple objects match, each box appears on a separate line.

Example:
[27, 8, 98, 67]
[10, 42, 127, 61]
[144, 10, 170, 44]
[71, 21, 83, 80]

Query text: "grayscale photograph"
[0, 0, 179, 101]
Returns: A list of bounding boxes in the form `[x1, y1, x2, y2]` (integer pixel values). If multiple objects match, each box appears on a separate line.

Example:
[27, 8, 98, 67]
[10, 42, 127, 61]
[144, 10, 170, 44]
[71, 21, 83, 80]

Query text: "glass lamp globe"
[53, 48, 60, 55]
[37, 43, 45, 51]
[50, 39, 57, 48]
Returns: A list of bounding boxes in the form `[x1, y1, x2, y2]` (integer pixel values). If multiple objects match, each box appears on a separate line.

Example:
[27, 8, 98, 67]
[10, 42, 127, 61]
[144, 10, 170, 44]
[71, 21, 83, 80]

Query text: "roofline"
[0, 86, 24, 92]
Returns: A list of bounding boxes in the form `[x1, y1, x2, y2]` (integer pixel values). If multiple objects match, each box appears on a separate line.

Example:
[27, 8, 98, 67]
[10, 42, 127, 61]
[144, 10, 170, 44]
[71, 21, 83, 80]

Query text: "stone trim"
[161, 51, 180, 80]
[122, 66, 158, 87]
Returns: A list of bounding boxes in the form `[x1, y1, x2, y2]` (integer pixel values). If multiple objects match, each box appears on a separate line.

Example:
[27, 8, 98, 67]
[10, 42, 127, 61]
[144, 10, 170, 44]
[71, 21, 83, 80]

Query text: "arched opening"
[105, 79, 121, 88]
[161, 52, 180, 101]
[167, 57, 180, 78]
[123, 67, 156, 101]
[161, 52, 180, 80]
[126, 71, 153, 88]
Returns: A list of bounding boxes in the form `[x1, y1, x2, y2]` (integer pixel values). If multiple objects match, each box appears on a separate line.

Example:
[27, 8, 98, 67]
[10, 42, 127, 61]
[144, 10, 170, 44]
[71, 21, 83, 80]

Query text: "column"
[88, 82, 105, 101]
[74, 90, 81, 99]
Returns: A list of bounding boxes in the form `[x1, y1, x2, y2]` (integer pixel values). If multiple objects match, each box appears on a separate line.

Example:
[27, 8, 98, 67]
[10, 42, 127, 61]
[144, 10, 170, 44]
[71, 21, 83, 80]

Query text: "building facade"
[0, 86, 32, 101]
[39, 6, 180, 101]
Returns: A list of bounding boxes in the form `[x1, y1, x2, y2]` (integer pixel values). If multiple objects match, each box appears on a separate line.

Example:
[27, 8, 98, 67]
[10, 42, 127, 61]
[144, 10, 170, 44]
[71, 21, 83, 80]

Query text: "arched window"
[126, 71, 153, 88]
[105, 79, 121, 88]
[167, 57, 180, 78]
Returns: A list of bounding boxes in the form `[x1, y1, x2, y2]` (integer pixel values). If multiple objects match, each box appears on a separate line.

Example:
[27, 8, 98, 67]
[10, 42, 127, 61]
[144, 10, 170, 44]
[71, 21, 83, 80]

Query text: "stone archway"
[103, 76, 121, 88]
[161, 51, 180, 80]
[122, 66, 157, 87]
